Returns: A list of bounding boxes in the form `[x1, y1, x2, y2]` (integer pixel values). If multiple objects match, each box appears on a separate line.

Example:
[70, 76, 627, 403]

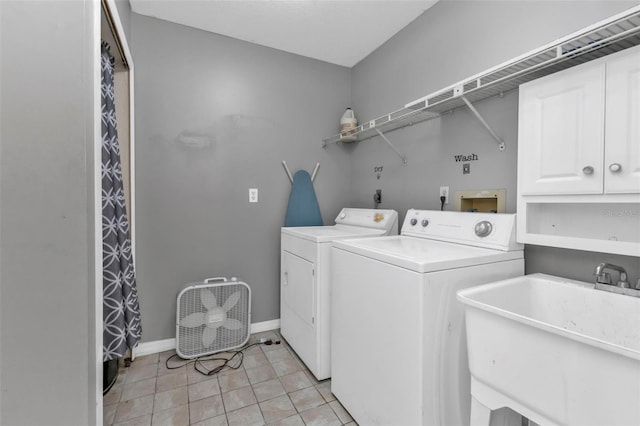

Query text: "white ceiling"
[130, 0, 439, 68]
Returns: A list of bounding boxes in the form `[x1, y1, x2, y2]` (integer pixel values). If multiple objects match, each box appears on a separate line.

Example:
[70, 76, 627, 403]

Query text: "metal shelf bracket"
[375, 129, 408, 165]
[460, 96, 506, 151]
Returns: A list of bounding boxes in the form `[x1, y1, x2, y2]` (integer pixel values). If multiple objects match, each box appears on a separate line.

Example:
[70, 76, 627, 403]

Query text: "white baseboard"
[250, 319, 280, 334]
[132, 319, 280, 359]
[133, 338, 176, 358]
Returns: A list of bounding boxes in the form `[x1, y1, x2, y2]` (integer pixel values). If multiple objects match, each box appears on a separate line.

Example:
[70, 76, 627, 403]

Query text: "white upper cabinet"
[605, 50, 640, 193]
[518, 45, 640, 196]
[517, 45, 640, 256]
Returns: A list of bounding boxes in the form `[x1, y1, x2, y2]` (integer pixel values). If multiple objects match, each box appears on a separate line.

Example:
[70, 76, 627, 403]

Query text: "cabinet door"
[518, 63, 605, 195]
[605, 49, 640, 193]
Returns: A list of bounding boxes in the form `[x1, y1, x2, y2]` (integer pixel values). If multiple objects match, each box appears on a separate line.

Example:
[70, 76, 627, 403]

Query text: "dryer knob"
[421, 219, 429, 227]
[340, 212, 347, 219]
[475, 221, 493, 237]
[410, 218, 418, 226]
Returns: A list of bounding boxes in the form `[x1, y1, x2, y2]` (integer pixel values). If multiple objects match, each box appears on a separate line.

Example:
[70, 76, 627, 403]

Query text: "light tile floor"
[103, 330, 356, 426]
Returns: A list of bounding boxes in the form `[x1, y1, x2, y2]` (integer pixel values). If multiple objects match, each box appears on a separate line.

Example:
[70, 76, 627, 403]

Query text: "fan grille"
[176, 281, 251, 359]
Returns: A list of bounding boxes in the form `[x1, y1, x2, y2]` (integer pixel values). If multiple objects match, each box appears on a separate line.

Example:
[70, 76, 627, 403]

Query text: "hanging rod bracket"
[375, 129, 407, 165]
[460, 96, 506, 151]
[282, 161, 320, 183]
[282, 161, 293, 183]
[311, 162, 320, 182]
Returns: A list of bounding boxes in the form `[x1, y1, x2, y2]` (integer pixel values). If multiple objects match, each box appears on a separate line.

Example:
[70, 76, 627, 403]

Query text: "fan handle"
[204, 277, 228, 283]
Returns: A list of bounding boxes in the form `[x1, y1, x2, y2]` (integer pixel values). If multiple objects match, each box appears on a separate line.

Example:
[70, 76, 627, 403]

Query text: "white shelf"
[322, 5, 640, 148]
[406, 5, 640, 113]
[322, 106, 439, 146]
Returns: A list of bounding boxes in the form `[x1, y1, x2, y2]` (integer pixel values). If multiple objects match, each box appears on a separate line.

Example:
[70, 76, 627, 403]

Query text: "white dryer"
[331, 209, 524, 426]
[281, 208, 398, 380]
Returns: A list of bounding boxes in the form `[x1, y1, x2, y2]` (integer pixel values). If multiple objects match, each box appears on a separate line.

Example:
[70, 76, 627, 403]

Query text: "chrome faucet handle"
[617, 272, 630, 288]
[595, 272, 612, 285]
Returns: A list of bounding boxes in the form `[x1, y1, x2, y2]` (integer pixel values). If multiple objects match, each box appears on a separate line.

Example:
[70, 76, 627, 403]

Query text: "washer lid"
[281, 224, 387, 243]
[333, 235, 523, 273]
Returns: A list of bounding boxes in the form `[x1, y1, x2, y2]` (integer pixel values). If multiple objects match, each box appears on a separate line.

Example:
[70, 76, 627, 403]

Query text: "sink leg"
[470, 396, 492, 426]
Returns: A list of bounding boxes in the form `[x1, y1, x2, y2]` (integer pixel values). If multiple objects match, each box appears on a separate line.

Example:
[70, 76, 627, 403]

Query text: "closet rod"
[101, 0, 128, 69]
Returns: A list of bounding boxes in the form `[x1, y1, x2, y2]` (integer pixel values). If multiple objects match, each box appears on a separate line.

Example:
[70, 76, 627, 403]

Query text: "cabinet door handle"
[609, 163, 622, 173]
[582, 166, 594, 175]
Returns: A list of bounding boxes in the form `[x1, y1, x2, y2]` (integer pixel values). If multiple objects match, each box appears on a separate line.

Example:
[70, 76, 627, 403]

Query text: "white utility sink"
[457, 273, 640, 426]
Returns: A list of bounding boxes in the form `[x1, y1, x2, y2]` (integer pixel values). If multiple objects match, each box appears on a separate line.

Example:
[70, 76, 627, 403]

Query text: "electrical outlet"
[249, 188, 258, 203]
[440, 186, 449, 204]
[374, 189, 382, 205]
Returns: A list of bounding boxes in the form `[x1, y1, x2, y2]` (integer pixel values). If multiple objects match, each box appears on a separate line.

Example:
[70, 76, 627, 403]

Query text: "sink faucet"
[593, 263, 630, 288]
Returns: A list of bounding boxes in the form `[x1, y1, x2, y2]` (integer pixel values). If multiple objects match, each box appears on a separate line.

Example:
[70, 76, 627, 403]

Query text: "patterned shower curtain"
[102, 41, 141, 361]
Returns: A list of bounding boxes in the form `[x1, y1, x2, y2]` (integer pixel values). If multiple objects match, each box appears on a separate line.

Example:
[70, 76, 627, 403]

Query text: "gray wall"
[0, 1, 98, 424]
[115, 0, 132, 42]
[350, 0, 640, 284]
[131, 15, 352, 342]
[132, 1, 639, 343]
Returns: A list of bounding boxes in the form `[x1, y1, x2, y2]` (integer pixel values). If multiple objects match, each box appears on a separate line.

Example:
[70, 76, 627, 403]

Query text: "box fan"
[176, 277, 251, 359]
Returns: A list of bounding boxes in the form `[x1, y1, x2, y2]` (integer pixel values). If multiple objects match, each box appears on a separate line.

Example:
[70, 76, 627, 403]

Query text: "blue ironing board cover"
[284, 170, 323, 227]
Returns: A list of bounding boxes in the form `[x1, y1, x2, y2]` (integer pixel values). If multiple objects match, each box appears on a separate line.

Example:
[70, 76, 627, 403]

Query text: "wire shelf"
[409, 7, 640, 114]
[322, 6, 640, 147]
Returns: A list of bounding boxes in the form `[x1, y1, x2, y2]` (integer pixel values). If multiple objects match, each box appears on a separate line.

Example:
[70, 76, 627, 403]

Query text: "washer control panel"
[401, 209, 522, 251]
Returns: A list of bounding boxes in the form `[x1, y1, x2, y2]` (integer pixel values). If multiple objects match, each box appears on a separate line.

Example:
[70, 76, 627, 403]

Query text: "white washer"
[331, 209, 524, 426]
[281, 208, 398, 380]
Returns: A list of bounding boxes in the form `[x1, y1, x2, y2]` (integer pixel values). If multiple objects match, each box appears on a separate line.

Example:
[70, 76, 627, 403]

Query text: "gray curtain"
[102, 41, 141, 361]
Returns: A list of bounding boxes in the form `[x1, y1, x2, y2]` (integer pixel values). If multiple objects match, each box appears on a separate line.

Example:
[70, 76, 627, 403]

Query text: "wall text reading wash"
[454, 153, 478, 162]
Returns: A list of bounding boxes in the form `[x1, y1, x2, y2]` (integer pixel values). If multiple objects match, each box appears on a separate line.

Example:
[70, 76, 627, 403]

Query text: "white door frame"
[95, 0, 136, 423]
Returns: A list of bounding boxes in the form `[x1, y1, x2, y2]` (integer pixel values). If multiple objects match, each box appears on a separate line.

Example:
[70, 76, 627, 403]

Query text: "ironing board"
[284, 170, 323, 227]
